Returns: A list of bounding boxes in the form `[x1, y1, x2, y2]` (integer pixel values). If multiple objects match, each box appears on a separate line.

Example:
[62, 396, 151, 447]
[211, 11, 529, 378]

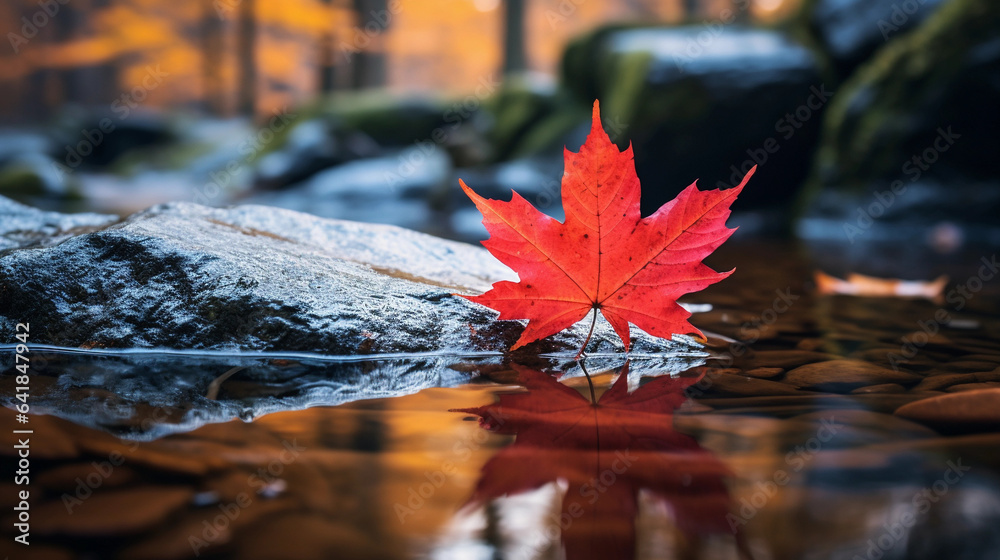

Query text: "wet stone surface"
[0, 200, 699, 357]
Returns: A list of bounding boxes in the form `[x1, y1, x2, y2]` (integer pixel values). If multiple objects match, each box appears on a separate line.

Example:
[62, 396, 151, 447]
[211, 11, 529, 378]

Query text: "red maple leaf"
[452, 365, 749, 559]
[460, 100, 754, 351]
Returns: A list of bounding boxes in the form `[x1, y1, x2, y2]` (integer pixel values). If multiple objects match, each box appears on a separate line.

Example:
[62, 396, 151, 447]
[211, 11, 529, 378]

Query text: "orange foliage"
[0, 0, 796, 120]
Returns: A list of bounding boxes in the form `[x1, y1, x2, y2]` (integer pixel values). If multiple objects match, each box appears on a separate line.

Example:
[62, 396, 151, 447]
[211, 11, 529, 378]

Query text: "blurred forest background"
[0, 0, 792, 121]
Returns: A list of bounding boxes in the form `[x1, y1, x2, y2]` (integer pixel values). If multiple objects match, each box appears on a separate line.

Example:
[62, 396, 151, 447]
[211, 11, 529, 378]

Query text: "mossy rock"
[481, 78, 592, 161]
[0, 158, 79, 205]
[797, 0, 1000, 270]
[483, 79, 559, 161]
[791, 0, 947, 81]
[805, 0, 1000, 191]
[0, 165, 46, 197]
[50, 113, 176, 169]
[560, 22, 655, 107]
[109, 140, 217, 176]
[506, 101, 591, 159]
[264, 91, 454, 158]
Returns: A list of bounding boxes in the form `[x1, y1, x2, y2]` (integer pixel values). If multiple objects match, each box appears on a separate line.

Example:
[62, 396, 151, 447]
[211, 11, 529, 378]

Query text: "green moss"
[602, 51, 654, 142]
[258, 90, 451, 163]
[0, 163, 81, 205]
[798, 0, 998, 215]
[508, 102, 589, 159]
[781, 0, 839, 86]
[0, 166, 46, 197]
[560, 22, 660, 106]
[110, 141, 215, 176]
[817, 0, 993, 182]
[483, 81, 559, 161]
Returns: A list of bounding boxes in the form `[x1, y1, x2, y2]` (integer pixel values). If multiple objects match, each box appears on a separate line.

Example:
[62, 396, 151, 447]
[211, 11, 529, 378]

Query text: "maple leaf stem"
[575, 307, 598, 360]
[579, 361, 597, 405]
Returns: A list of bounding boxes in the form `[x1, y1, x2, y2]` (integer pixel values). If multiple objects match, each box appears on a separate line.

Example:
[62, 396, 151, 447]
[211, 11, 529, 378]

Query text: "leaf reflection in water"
[450, 362, 753, 560]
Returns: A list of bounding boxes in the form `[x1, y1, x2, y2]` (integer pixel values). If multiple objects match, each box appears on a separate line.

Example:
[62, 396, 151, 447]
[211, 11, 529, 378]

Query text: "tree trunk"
[683, 0, 700, 19]
[202, 0, 225, 114]
[318, 0, 336, 93]
[348, 0, 388, 89]
[237, 0, 257, 117]
[502, 0, 526, 75]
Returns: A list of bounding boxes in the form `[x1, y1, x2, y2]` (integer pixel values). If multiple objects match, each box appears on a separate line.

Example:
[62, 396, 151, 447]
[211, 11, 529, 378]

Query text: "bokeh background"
[1, 0, 997, 276]
[3, 4, 1000, 559]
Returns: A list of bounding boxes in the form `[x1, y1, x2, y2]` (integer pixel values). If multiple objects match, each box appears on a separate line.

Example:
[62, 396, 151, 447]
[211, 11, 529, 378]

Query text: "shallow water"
[2, 241, 1000, 560]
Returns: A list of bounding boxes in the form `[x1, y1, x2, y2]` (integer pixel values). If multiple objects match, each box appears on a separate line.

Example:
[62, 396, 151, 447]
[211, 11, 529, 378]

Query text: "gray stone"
[253, 118, 381, 189]
[451, 156, 565, 240]
[246, 145, 451, 234]
[0, 200, 703, 356]
[895, 388, 1000, 429]
[784, 359, 922, 391]
[0, 194, 118, 252]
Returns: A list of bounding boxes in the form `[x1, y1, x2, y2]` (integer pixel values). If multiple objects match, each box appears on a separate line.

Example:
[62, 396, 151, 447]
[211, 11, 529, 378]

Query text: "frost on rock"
[0, 194, 118, 252]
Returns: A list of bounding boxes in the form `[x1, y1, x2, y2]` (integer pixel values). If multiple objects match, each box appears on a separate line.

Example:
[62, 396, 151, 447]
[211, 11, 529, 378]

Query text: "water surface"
[3, 241, 999, 560]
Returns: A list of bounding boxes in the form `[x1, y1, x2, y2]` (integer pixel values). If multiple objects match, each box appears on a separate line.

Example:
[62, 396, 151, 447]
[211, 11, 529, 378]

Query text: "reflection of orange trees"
[453, 364, 752, 559]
